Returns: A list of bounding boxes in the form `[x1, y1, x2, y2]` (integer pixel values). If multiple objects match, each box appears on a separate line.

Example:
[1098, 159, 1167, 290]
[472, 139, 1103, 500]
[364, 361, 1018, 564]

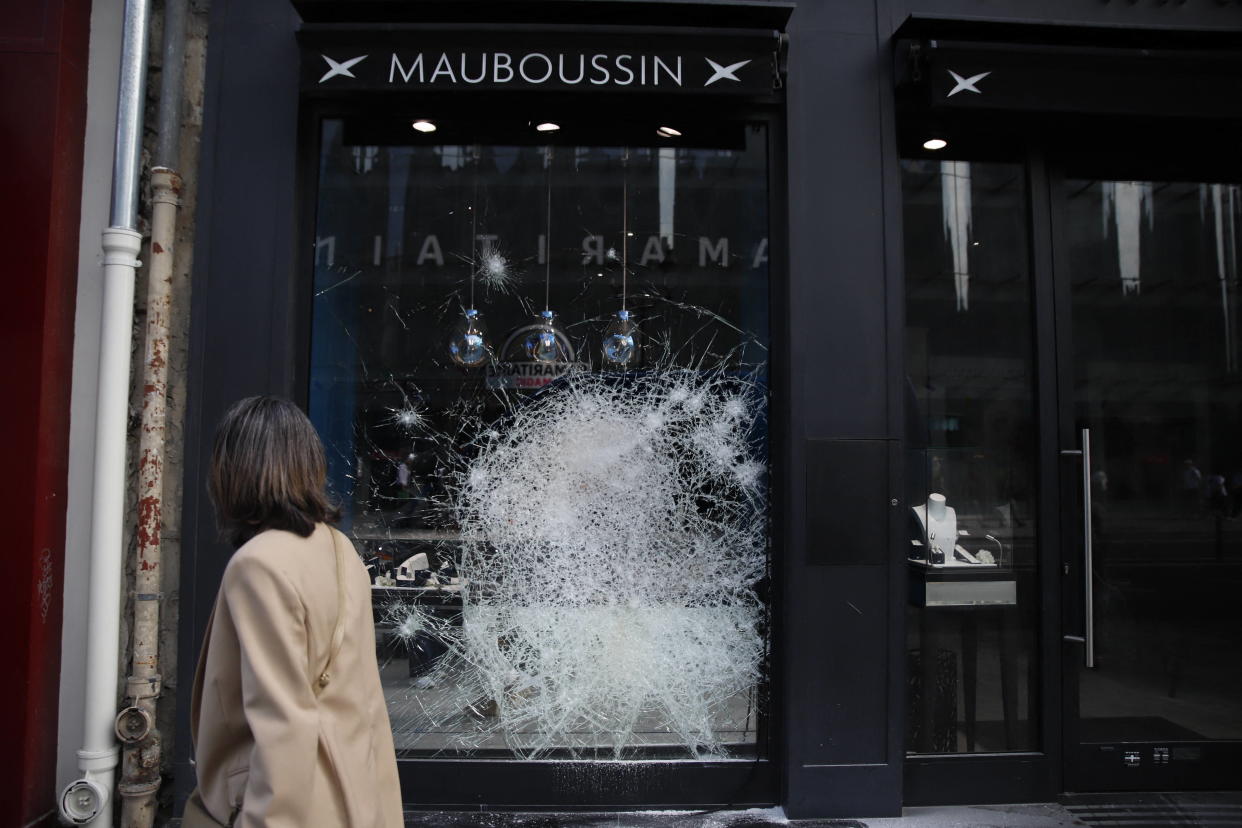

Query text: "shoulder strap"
[315, 527, 348, 695]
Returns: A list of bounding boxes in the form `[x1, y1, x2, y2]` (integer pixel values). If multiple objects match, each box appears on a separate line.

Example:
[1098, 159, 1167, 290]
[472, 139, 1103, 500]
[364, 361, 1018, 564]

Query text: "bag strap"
[315, 527, 348, 695]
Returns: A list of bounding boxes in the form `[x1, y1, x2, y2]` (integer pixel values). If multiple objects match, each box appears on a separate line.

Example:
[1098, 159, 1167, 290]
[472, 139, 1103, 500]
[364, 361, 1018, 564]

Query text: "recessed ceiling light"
[535, 122, 561, 133]
[656, 126, 682, 138]
[923, 138, 947, 150]
[412, 119, 437, 133]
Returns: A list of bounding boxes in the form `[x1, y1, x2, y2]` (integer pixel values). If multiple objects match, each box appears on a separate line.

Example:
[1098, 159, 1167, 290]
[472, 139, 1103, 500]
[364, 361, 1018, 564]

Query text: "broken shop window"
[309, 123, 771, 759]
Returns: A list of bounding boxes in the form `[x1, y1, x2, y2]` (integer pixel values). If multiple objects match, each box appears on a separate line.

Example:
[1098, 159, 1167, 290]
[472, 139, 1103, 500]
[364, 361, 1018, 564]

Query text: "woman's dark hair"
[208, 396, 340, 548]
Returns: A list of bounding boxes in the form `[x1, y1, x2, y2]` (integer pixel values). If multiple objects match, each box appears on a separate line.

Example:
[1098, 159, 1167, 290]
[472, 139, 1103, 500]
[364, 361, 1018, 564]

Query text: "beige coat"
[191, 524, 402, 828]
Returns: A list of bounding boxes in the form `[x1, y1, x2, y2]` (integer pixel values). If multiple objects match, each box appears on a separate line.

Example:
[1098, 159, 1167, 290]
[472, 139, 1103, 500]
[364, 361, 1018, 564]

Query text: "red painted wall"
[0, 0, 92, 822]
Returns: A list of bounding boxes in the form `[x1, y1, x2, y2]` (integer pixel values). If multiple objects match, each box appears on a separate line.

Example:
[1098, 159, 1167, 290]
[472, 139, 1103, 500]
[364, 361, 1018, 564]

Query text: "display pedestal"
[909, 562, 1020, 753]
[908, 562, 1016, 607]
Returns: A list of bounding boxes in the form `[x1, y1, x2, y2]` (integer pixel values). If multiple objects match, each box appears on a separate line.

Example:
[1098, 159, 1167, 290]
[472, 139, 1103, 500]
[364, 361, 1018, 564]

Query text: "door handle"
[1062, 428, 1095, 668]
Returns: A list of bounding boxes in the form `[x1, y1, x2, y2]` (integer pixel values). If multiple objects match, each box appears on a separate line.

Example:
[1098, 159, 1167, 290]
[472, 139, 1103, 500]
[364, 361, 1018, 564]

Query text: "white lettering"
[390, 53, 424, 83]
[699, 236, 729, 267]
[493, 52, 513, 83]
[460, 53, 487, 84]
[615, 54, 635, 86]
[430, 52, 457, 83]
[589, 54, 611, 85]
[639, 235, 665, 266]
[519, 52, 554, 84]
[389, 51, 682, 88]
[558, 53, 585, 84]
[416, 234, 444, 266]
[752, 238, 769, 269]
[653, 56, 682, 87]
[582, 235, 604, 265]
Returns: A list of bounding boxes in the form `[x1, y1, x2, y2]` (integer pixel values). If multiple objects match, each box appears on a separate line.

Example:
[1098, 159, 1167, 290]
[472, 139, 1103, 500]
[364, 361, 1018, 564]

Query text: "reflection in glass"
[601, 308, 640, 368]
[1206, 184, 1241, 373]
[447, 308, 490, 368]
[940, 160, 973, 312]
[308, 123, 771, 759]
[902, 159, 1040, 754]
[1068, 178, 1242, 744]
[523, 309, 566, 364]
[1101, 181, 1154, 297]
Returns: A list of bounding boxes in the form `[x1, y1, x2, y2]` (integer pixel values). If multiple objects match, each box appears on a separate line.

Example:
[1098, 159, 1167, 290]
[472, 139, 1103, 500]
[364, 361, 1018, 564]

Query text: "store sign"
[487, 324, 582, 390]
[301, 36, 779, 95]
[925, 45, 1242, 118]
[485, 360, 583, 391]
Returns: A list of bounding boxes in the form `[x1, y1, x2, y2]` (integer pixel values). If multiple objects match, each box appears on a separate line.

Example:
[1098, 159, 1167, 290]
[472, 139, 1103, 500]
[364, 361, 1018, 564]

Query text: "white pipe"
[63, 228, 143, 826]
[58, 0, 123, 800]
[62, 0, 151, 819]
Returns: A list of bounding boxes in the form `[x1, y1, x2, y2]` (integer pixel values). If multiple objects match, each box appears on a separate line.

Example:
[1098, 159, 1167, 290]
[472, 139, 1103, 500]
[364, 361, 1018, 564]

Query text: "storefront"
[176, 0, 1242, 819]
[894, 17, 1242, 805]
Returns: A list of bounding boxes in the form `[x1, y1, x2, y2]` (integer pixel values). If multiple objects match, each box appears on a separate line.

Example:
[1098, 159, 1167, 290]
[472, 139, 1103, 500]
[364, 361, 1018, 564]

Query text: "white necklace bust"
[912, 493, 956, 564]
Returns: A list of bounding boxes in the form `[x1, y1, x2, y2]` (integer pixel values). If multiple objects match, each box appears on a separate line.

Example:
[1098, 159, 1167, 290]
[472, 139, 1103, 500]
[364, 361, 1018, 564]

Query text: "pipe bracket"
[125, 675, 162, 699]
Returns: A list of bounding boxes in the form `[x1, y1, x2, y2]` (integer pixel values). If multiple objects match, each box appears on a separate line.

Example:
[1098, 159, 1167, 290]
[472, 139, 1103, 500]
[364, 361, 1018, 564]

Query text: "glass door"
[1057, 173, 1242, 790]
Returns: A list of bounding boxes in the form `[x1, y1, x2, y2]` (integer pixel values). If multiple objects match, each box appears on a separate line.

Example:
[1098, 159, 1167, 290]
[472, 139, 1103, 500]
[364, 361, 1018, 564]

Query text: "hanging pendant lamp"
[602, 148, 641, 369]
[527, 145, 566, 365]
[447, 145, 492, 368]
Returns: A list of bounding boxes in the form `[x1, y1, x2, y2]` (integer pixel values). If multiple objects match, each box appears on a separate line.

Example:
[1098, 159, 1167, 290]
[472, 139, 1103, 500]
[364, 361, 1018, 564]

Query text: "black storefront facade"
[175, 0, 1242, 819]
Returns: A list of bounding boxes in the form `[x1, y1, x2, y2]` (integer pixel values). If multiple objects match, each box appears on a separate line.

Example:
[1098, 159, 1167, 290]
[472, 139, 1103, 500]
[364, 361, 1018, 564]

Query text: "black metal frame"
[1047, 141, 1242, 795]
[893, 38, 1242, 804]
[896, 134, 1063, 809]
[292, 84, 789, 810]
[292, 0, 796, 29]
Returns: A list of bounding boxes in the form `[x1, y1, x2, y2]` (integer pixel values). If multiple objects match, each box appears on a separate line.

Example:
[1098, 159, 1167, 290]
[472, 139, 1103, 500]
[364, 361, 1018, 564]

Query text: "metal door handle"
[1065, 428, 1095, 668]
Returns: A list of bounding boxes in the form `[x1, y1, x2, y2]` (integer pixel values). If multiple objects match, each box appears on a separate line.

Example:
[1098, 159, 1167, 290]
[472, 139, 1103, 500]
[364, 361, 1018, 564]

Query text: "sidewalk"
[400, 794, 1242, 827]
[400, 804, 1075, 827]
[171, 795, 1242, 827]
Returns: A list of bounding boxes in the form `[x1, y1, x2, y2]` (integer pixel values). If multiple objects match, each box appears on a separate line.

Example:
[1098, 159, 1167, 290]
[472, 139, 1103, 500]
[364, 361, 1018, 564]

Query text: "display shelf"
[908, 561, 1017, 607]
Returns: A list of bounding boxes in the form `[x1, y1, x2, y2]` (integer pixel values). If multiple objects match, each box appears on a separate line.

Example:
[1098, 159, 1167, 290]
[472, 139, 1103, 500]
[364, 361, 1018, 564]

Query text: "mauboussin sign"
[299, 33, 781, 96]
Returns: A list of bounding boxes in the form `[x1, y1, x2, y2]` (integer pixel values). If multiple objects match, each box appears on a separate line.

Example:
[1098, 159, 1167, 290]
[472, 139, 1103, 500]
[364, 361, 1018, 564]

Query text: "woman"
[190, 396, 402, 827]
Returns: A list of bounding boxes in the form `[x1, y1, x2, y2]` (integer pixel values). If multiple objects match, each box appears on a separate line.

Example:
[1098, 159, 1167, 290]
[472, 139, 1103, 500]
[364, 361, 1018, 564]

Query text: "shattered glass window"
[308, 118, 771, 759]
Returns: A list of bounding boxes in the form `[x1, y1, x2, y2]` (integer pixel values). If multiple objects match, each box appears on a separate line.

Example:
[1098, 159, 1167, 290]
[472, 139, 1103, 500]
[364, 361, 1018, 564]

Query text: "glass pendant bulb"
[448, 308, 490, 368]
[601, 309, 640, 368]
[525, 309, 564, 364]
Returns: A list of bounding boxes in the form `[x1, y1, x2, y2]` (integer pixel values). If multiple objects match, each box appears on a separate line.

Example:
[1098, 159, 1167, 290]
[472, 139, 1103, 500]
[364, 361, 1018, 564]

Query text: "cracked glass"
[308, 118, 771, 759]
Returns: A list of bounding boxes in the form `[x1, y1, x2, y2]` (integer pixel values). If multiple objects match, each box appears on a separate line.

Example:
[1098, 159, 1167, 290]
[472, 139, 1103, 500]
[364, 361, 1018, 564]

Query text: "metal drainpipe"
[116, 0, 187, 822]
[115, 167, 180, 826]
[60, 0, 151, 824]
